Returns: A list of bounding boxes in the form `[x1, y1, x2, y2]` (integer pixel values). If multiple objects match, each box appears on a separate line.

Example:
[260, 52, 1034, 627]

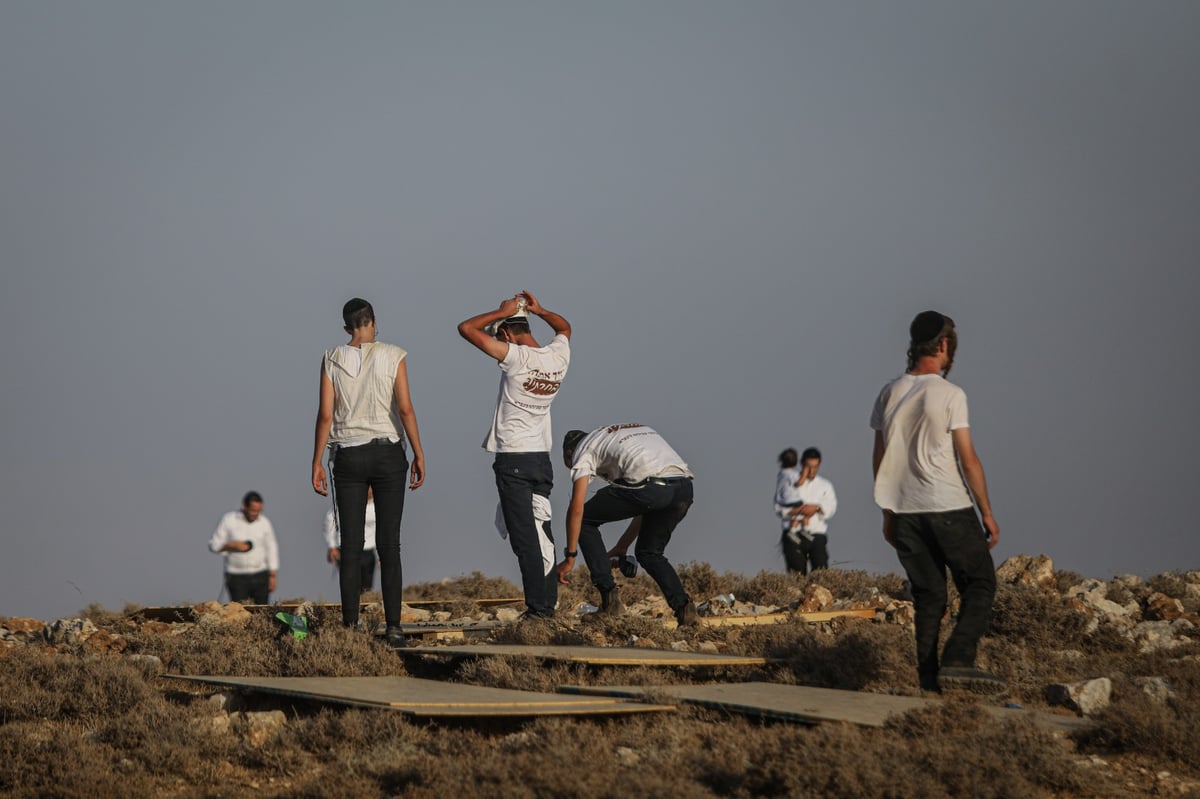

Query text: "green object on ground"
[274, 611, 310, 640]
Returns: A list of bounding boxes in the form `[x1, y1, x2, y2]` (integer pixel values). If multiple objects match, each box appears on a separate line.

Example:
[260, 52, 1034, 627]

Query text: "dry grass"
[3, 564, 1198, 798]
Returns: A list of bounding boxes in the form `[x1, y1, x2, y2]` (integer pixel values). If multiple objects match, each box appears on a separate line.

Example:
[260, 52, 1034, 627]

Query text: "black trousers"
[578, 479, 693, 612]
[782, 532, 828, 575]
[892, 507, 996, 686]
[337, 548, 376, 592]
[332, 440, 408, 626]
[225, 570, 269, 605]
[494, 452, 557, 617]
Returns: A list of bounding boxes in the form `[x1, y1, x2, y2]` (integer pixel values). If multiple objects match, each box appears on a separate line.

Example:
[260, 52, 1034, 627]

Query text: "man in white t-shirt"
[324, 488, 377, 594]
[556, 424, 699, 626]
[871, 310, 1001, 693]
[774, 447, 838, 574]
[458, 291, 571, 619]
[209, 491, 279, 605]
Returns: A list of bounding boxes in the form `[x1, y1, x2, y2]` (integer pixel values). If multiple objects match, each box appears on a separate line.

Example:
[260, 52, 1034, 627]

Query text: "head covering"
[484, 309, 528, 336]
[562, 429, 588, 455]
[800, 447, 822, 462]
[909, 310, 946, 344]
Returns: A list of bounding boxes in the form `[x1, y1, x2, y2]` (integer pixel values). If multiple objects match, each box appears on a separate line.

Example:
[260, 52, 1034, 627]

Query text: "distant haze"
[1, 2, 1197, 619]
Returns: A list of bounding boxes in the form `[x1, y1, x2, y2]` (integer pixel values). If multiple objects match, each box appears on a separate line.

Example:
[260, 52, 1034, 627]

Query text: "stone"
[82, 629, 126, 654]
[669, 641, 691, 652]
[798, 584, 834, 613]
[884, 600, 915, 626]
[127, 654, 163, 675]
[630, 636, 659, 649]
[1112, 574, 1143, 588]
[615, 747, 641, 767]
[44, 618, 98, 646]
[192, 602, 251, 626]
[1133, 620, 1191, 653]
[1, 617, 46, 635]
[1133, 676, 1175, 705]
[1045, 677, 1112, 717]
[996, 554, 1056, 591]
[431, 611, 452, 622]
[400, 604, 431, 623]
[697, 641, 720, 654]
[1144, 593, 1185, 621]
[494, 608, 522, 624]
[232, 710, 287, 747]
[139, 621, 173, 636]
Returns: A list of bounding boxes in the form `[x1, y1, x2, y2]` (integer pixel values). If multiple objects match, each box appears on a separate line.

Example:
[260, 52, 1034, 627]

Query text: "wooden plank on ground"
[559, 682, 1089, 731]
[403, 644, 772, 667]
[167, 674, 675, 718]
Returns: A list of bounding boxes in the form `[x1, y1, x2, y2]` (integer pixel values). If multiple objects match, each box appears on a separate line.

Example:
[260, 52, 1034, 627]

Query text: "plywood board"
[168, 674, 675, 717]
[560, 682, 1090, 731]
[659, 608, 876, 630]
[403, 644, 772, 666]
[132, 599, 523, 623]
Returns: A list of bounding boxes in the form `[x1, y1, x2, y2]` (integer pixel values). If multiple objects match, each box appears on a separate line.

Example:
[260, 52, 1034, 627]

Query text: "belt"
[615, 475, 692, 488]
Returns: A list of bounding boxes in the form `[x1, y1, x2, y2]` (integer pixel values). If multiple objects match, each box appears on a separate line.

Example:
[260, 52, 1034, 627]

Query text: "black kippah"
[909, 311, 945, 344]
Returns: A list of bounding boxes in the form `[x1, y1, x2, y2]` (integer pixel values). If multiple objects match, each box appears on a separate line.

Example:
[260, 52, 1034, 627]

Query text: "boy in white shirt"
[209, 491, 279, 605]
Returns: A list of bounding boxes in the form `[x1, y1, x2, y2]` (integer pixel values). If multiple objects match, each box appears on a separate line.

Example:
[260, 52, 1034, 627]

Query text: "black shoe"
[599, 588, 626, 616]
[384, 624, 408, 649]
[675, 601, 700, 627]
[938, 665, 1006, 693]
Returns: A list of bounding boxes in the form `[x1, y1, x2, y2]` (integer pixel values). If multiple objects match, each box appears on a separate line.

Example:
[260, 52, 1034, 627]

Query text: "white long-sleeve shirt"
[209, 511, 280, 574]
[773, 471, 838, 535]
[323, 501, 377, 550]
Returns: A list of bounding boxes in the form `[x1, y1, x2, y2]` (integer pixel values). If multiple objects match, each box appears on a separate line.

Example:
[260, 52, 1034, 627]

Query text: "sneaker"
[675, 601, 700, 627]
[516, 609, 555, 623]
[599, 588, 626, 616]
[938, 665, 1006, 693]
[384, 624, 409, 649]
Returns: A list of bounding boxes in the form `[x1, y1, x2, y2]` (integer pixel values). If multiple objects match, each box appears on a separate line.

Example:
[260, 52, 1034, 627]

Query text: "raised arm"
[952, 427, 999, 549]
[457, 296, 521, 361]
[394, 359, 425, 489]
[520, 291, 571, 339]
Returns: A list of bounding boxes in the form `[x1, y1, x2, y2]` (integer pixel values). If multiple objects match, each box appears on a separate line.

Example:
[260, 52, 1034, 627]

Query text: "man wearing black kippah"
[870, 311, 1003, 693]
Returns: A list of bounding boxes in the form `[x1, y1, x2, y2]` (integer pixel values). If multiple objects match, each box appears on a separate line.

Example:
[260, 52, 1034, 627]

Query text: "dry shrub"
[455, 654, 580, 693]
[0, 649, 154, 723]
[1054, 568, 1087, 594]
[1148, 572, 1190, 602]
[990, 583, 1091, 651]
[741, 619, 915, 691]
[732, 570, 803, 605]
[805, 569, 908, 602]
[0, 721, 165, 798]
[1075, 688, 1200, 764]
[405, 571, 522, 600]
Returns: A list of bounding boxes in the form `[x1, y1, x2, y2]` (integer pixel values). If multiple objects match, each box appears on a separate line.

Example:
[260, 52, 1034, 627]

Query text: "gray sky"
[2, 2, 1197, 620]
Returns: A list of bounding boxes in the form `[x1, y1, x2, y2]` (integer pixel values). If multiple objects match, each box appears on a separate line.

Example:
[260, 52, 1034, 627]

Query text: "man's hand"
[556, 557, 575, 585]
[409, 456, 425, 490]
[882, 511, 896, 547]
[498, 296, 521, 317]
[606, 546, 627, 559]
[268, 573, 277, 593]
[313, 463, 329, 496]
[520, 290, 544, 315]
[799, 503, 821, 520]
[327, 547, 340, 564]
[982, 514, 1000, 549]
[222, 541, 253, 553]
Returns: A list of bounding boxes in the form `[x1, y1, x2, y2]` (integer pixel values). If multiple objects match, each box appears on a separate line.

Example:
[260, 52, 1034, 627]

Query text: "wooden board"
[403, 644, 772, 666]
[560, 682, 1090, 731]
[659, 608, 877, 630]
[167, 674, 674, 717]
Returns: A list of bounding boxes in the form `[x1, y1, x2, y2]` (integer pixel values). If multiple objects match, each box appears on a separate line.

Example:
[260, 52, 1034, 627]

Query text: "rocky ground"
[2, 556, 1199, 798]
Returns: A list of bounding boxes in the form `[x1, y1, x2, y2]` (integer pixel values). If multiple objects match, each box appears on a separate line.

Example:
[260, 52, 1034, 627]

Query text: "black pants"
[892, 507, 996, 687]
[225, 570, 269, 605]
[782, 532, 828, 574]
[337, 548, 376, 592]
[332, 440, 408, 626]
[578, 479, 693, 612]
[494, 452, 557, 617]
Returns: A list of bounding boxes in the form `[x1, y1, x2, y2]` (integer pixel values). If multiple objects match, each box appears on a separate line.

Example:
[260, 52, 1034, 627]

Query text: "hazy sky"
[2, 2, 1197, 620]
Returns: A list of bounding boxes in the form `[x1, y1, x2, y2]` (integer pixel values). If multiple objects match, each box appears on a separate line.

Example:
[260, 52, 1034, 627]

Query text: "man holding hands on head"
[458, 292, 571, 620]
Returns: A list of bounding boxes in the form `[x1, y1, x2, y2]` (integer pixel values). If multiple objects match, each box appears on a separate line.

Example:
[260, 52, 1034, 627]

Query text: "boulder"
[232, 710, 287, 747]
[192, 602, 251, 626]
[1133, 676, 1175, 705]
[996, 554, 1056, 591]
[399, 604, 431, 623]
[798, 584, 834, 613]
[884, 600, 915, 626]
[1045, 677, 1112, 716]
[1112, 574, 1143, 589]
[494, 608, 522, 624]
[82, 629, 126, 654]
[1, 617, 46, 635]
[1144, 592, 1185, 621]
[44, 618, 98, 646]
[1132, 619, 1193, 653]
[139, 621, 173, 636]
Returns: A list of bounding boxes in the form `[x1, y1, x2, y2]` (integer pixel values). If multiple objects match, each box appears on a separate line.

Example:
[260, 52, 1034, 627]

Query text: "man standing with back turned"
[458, 292, 571, 620]
[871, 311, 1003, 693]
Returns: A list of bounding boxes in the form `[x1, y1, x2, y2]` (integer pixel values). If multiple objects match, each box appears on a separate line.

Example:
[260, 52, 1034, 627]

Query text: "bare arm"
[872, 430, 895, 546]
[457, 297, 521, 361]
[394, 359, 425, 489]
[609, 516, 641, 557]
[520, 291, 571, 339]
[312, 363, 335, 495]
[952, 427, 999, 549]
[555, 476, 590, 584]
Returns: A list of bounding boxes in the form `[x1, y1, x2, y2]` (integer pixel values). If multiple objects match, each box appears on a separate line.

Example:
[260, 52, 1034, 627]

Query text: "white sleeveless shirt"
[324, 342, 407, 449]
